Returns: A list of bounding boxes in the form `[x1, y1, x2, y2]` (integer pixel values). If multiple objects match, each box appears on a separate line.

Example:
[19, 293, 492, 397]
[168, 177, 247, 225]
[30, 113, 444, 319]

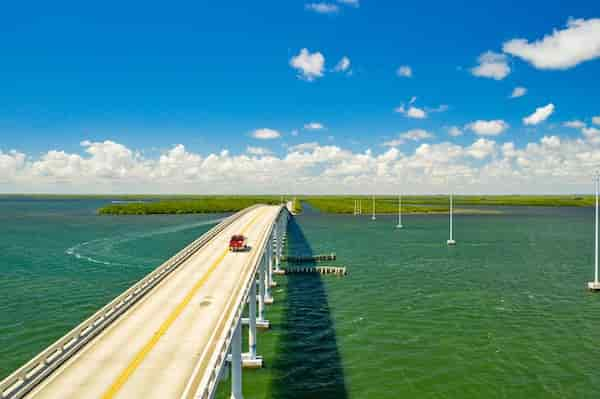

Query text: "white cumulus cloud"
[305, 3, 339, 14]
[395, 104, 427, 119]
[383, 130, 434, 147]
[401, 129, 434, 141]
[583, 127, 600, 144]
[466, 120, 509, 136]
[467, 138, 496, 160]
[471, 51, 511, 80]
[290, 48, 325, 81]
[247, 146, 272, 156]
[564, 120, 586, 129]
[288, 142, 320, 152]
[251, 128, 281, 140]
[593, 116, 600, 126]
[510, 87, 527, 98]
[0, 150, 26, 182]
[448, 126, 463, 137]
[304, 122, 326, 131]
[503, 18, 600, 70]
[541, 135, 561, 148]
[396, 65, 412, 78]
[2, 135, 600, 194]
[334, 56, 351, 72]
[523, 103, 555, 126]
[382, 138, 404, 148]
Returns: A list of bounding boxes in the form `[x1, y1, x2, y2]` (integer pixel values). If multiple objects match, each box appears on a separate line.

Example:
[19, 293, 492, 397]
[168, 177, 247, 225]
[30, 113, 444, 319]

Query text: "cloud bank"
[1, 132, 599, 194]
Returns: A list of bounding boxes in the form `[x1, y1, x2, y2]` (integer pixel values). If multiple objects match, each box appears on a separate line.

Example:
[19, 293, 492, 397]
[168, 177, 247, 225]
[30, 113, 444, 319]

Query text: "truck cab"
[229, 235, 248, 252]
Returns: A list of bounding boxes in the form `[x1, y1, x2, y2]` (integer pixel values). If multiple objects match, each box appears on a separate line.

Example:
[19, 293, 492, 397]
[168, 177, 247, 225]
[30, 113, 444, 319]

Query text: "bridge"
[1, 203, 292, 399]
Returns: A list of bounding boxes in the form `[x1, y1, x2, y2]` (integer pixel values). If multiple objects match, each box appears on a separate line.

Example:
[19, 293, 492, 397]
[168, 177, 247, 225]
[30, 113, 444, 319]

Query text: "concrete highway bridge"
[0, 203, 292, 399]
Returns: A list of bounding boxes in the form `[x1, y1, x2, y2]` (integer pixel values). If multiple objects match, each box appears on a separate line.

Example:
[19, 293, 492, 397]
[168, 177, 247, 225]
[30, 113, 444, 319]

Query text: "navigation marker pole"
[396, 194, 403, 229]
[447, 192, 456, 246]
[589, 172, 600, 291]
[372, 195, 376, 221]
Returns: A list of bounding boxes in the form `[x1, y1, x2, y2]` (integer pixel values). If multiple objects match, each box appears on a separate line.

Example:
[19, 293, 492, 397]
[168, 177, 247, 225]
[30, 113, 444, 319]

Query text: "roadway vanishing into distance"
[1, 204, 290, 399]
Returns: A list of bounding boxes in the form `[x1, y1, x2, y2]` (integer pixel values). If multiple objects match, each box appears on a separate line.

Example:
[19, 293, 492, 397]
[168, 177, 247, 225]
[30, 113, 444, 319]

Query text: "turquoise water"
[0, 198, 224, 378]
[1, 199, 600, 398]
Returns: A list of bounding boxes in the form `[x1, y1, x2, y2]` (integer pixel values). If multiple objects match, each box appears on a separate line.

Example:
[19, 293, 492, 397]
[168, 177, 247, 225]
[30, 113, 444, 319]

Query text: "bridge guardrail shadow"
[270, 216, 348, 399]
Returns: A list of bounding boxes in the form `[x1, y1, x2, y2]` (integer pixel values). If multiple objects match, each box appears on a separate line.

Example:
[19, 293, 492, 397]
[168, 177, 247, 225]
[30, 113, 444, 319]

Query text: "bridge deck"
[24, 205, 279, 399]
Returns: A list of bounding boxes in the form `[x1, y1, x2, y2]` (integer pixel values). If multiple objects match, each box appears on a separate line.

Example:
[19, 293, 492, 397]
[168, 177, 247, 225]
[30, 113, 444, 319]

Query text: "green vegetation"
[304, 197, 448, 214]
[98, 196, 284, 215]
[394, 195, 594, 207]
[292, 198, 303, 214]
[302, 195, 595, 214]
[8, 193, 592, 215]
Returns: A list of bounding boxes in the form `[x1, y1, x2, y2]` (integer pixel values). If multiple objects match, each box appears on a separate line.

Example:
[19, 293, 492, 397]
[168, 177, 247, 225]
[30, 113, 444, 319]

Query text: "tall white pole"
[396, 194, 403, 229]
[594, 174, 600, 284]
[450, 193, 453, 241]
[398, 195, 401, 225]
[588, 174, 599, 290]
[372, 195, 376, 220]
[447, 191, 456, 246]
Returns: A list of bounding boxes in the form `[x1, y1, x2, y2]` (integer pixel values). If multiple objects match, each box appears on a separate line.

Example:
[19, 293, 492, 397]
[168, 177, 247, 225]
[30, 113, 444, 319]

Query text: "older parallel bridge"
[1, 203, 295, 399]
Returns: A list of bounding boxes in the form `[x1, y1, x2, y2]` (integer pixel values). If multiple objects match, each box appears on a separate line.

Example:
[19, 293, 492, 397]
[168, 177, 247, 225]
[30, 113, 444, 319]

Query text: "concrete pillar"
[241, 276, 264, 366]
[281, 217, 286, 255]
[276, 219, 282, 269]
[230, 321, 243, 399]
[266, 236, 275, 301]
[248, 278, 257, 358]
[257, 255, 269, 327]
[273, 225, 280, 271]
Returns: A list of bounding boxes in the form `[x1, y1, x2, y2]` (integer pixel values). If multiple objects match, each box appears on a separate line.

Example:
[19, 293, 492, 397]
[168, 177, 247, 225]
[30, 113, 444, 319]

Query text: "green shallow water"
[1, 199, 599, 398]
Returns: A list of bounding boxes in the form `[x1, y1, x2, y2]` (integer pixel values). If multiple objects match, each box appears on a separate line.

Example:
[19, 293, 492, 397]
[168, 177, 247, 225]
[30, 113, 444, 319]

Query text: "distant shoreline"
[0, 195, 592, 215]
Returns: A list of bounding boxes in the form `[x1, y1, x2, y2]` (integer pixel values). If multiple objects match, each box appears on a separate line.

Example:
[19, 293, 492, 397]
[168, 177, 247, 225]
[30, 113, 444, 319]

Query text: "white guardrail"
[188, 206, 289, 399]
[0, 205, 261, 399]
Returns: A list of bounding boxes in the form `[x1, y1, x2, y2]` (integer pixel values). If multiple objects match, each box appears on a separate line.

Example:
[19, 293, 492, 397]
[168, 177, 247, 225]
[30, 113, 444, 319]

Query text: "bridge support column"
[242, 278, 263, 368]
[275, 223, 282, 271]
[273, 224, 281, 274]
[265, 236, 274, 304]
[257, 256, 270, 329]
[230, 320, 243, 399]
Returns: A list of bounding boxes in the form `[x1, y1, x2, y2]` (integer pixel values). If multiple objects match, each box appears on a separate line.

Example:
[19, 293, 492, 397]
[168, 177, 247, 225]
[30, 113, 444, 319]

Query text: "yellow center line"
[101, 208, 268, 399]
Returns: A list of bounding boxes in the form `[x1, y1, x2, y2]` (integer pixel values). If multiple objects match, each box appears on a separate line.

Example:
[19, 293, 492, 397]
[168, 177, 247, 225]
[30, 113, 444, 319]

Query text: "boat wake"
[65, 217, 225, 266]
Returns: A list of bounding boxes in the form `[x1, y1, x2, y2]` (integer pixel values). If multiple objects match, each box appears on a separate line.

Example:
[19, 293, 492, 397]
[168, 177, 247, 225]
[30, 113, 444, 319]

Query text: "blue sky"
[1, 1, 600, 194]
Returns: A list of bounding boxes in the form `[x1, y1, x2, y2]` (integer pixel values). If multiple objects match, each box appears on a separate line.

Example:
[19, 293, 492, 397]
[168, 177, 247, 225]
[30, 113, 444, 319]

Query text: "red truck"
[229, 235, 249, 252]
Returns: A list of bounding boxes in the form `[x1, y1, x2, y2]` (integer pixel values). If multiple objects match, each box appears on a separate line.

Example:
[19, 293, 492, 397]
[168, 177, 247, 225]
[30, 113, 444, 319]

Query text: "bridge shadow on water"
[270, 217, 348, 399]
